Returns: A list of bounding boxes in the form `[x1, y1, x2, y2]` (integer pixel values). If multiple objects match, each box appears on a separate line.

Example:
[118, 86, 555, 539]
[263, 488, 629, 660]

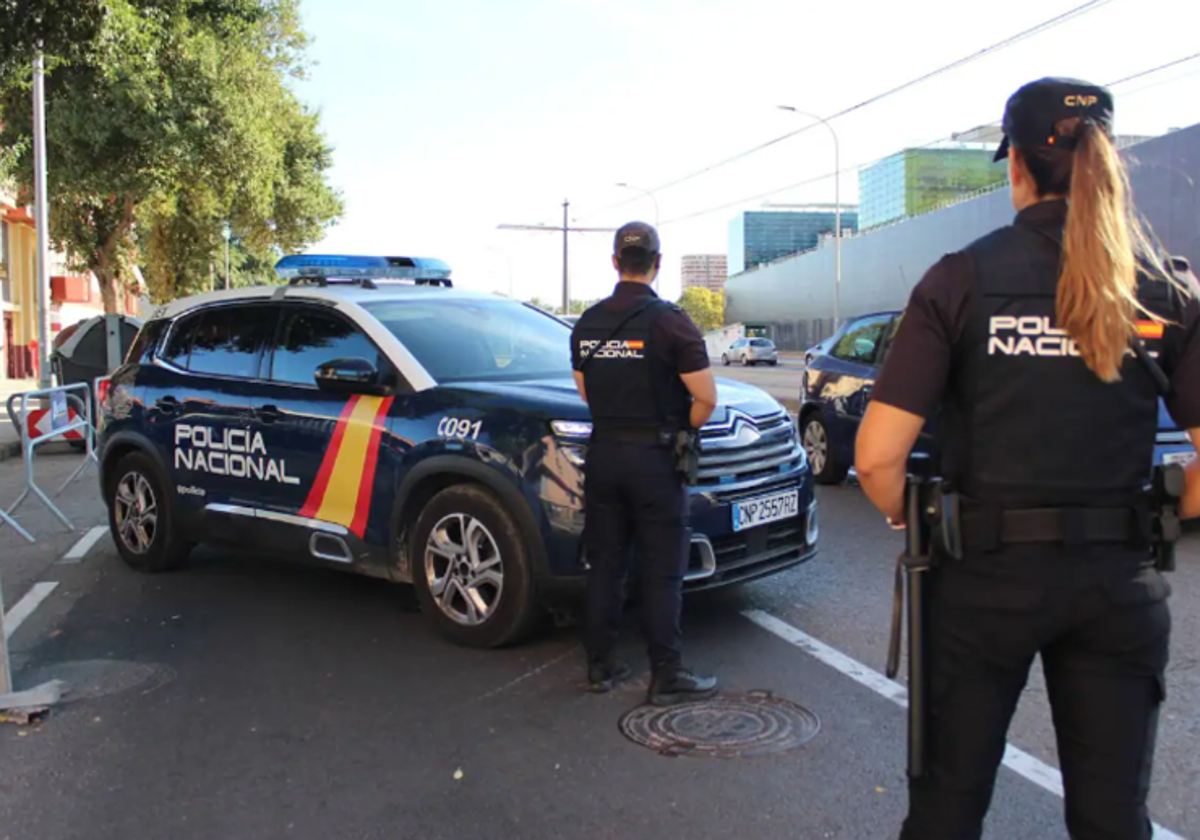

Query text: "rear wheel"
[107, 451, 191, 572]
[411, 484, 538, 648]
[802, 413, 849, 484]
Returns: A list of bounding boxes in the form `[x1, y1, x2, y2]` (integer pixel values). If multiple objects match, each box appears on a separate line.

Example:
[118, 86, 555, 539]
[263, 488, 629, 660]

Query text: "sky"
[286, 0, 1200, 308]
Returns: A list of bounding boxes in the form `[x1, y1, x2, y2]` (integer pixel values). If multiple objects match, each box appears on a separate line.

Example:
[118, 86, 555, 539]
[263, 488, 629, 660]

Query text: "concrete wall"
[725, 121, 1200, 351]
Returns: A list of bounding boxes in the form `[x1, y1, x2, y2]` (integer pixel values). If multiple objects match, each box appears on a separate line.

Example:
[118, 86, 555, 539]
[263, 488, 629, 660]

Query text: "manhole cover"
[618, 691, 820, 758]
[16, 660, 176, 702]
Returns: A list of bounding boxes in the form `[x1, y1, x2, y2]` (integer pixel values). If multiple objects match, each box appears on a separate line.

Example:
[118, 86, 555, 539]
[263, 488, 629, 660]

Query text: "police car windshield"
[363, 298, 572, 383]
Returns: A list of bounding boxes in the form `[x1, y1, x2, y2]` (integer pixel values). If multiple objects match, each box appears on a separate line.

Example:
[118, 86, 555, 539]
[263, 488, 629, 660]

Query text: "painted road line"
[3, 582, 59, 640]
[741, 609, 1188, 840]
[58, 525, 109, 564]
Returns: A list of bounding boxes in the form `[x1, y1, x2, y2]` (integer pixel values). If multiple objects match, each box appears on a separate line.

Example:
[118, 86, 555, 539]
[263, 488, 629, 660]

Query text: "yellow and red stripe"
[1137, 320, 1164, 340]
[298, 395, 394, 538]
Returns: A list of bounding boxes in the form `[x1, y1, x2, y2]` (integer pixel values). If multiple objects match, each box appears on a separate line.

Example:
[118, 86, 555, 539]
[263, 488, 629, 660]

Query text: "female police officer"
[855, 77, 1200, 840]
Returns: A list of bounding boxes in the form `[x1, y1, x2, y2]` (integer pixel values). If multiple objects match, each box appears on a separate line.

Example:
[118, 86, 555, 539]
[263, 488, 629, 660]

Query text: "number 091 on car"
[732, 487, 800, 532]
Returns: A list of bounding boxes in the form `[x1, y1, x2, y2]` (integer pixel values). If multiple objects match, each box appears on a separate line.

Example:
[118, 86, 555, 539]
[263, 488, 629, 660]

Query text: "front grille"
[684, 516, 813, 589]
[696, 408, 803, 486]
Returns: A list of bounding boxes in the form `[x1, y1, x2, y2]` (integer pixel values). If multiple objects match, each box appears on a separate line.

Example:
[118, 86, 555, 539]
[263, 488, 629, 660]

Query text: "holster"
[673, 429, 701, 485]
[1151, 463, 1185, 572]
[926, 479, 964, 561]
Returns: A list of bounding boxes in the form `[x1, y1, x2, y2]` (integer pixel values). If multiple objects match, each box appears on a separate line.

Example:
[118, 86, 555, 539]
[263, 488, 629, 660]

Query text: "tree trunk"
[97, 268, 119, 314]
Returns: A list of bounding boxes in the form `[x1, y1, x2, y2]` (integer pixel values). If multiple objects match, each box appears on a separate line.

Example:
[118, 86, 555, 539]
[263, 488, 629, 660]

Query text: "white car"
[722, 337, 778, 366]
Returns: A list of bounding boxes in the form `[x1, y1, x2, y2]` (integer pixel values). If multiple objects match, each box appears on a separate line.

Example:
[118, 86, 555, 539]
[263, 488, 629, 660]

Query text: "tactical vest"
[940, 221, 1177, 509]
[572, 297, 692, 439]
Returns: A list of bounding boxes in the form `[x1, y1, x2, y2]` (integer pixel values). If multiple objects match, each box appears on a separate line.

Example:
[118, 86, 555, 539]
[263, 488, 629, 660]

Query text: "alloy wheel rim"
[424, 513, 504, 626]
[803, 422, 827, 475]
[114, 471, 158, 554]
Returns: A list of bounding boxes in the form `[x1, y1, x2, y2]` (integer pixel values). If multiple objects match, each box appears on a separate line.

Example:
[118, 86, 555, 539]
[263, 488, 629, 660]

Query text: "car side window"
[161, 313, 200, 369]
[269, 307, 384, 387]
[831, 315, 891, 363]
[187, 305, 274, 379]
[876, 314, 904, 365]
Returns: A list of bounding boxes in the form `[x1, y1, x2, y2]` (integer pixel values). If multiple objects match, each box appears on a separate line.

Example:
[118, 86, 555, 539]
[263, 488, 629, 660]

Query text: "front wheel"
[722, 354, 730, 366]
[411, 484, 538, 648]
[802, 413, 849, 485]
[107, 451, 192, 572]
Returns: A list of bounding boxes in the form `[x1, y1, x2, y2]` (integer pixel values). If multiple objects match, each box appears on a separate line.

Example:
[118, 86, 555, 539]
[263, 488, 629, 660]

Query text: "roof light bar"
[274, 254, 453, 286]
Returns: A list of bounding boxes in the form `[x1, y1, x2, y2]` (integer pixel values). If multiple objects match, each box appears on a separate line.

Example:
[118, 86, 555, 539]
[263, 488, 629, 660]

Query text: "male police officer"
[570, 221, 719, 706]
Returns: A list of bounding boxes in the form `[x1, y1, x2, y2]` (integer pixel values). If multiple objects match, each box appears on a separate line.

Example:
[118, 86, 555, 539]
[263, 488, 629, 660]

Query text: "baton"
[886, 454, 933, 779]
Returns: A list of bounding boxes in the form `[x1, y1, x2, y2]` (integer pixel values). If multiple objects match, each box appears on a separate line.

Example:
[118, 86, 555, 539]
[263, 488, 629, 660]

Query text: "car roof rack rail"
[274, 254, 453, 288]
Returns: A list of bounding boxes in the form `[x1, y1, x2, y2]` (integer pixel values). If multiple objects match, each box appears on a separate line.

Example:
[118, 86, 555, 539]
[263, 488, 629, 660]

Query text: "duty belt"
[591, 427, 672, 447]
[960, 504, 1150, 552]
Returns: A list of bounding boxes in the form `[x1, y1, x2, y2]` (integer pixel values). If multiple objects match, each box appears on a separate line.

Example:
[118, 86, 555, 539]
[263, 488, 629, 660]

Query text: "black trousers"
[900, 543, 1171, 840]
[581, 438, 689, 670]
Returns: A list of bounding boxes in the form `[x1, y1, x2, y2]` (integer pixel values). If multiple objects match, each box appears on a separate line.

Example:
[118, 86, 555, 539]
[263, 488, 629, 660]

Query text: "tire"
[722, 354, 730, 366]
[768, 360, 778, 366]
[106, 451, 191, 572]
[802, 412, 849, 485]
[411, 484, 538, 648]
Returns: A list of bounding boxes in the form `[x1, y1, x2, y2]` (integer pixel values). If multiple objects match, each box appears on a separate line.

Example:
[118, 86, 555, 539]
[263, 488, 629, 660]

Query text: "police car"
[97, 255, 819, 648]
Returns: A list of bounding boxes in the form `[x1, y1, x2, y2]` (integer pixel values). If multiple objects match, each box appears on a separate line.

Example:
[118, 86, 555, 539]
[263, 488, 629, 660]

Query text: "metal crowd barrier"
[2, 381, 98, 544]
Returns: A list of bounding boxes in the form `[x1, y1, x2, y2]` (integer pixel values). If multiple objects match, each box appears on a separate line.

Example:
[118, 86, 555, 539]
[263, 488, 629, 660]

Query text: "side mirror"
[314, 357, 393, 396]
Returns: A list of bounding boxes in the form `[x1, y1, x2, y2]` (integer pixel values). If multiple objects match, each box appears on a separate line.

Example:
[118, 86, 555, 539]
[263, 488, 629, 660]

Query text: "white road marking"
[58, 525, 108, 564]
[741, 609, 1188, 840]
[3, 582, 59, 640]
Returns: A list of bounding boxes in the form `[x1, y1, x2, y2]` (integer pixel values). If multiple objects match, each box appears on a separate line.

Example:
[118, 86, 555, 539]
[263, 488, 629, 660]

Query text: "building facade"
[857, 143, 1008, 231]
[859, 130, 1158, 232]
[1, 185, 143, 381]
[728, 206, 859, 275]
[681, 254, 727, 293]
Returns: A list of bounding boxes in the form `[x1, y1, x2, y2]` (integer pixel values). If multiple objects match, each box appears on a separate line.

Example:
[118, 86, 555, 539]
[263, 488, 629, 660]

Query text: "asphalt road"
[712, 355, 806, 411]
[2, 468, 1197, 840]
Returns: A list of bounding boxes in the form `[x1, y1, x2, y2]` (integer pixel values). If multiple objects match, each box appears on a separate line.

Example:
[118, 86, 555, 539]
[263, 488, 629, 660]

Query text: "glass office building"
[858, 145, 1008, 231]
[728, 207, 858, 275]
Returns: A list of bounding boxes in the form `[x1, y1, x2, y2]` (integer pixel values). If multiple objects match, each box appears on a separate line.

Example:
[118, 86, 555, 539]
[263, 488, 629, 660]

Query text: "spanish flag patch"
[1136, 320, 1164, 339]
[298, 394, 394, 538]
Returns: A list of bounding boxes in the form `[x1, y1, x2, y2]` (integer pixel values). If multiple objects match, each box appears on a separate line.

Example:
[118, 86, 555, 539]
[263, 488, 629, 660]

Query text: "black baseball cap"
[613, 221, 660, 255]
[993, 77, 1115, 162]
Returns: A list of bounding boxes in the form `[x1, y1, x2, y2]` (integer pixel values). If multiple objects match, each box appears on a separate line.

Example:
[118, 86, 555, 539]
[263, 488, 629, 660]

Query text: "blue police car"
[97, 255, 819, 648]
[799, 309, 1197, 484]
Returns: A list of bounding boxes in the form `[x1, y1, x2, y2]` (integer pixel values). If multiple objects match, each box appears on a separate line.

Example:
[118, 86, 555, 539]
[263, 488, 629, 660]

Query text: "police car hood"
[442, 375, 785, 421]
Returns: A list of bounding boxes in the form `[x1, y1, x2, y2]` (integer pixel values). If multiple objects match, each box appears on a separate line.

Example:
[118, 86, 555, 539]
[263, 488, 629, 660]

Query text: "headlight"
[550, 420, 592, 439]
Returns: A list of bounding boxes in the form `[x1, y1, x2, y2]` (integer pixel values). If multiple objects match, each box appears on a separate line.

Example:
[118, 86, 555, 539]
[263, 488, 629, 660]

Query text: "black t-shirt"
[871, 200, 1200, 430]
[570, 281, 710, 374]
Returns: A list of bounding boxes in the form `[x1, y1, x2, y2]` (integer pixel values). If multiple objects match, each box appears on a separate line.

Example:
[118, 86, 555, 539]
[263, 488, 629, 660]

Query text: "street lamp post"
[221, 223, 231, 290]
[615, 182, 659, 228]
[777, 106, 841, 331]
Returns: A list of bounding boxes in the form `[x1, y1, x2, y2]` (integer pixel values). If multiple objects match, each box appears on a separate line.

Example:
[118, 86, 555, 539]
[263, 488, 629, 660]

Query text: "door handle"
[256, 405, 281, 423]
[155, 396, 179, 414]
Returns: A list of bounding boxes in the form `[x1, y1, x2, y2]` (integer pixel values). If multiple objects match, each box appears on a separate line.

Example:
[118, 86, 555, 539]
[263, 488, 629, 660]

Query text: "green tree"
[677, 286, 724, 333]
[0, 0, 342, 310]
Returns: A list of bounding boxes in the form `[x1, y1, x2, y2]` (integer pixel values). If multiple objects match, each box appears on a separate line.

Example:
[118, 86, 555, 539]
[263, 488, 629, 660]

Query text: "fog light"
[806, 500, 819, 544]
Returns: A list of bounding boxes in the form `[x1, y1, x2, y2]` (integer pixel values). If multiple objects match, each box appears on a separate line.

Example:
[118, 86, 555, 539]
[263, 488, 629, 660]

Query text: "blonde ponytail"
[1056, 122, 1141, 383]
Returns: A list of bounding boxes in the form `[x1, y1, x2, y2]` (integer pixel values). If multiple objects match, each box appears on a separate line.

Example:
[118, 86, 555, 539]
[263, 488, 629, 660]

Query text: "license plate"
[732, 488, 799, 532]
[1163, 450, 1196, 466]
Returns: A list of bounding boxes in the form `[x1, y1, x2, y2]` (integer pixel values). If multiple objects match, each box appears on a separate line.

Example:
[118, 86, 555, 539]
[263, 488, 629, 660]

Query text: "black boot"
[647, 665, 718, 706]
[587, 656, 632, 693]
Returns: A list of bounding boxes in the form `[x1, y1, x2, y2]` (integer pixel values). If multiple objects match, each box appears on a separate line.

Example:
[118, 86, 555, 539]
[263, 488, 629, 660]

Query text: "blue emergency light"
[274, 254, 453, 286]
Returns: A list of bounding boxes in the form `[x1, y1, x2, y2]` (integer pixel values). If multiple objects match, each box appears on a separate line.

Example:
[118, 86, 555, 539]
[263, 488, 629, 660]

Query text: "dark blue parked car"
[798, 310, 1197, 485]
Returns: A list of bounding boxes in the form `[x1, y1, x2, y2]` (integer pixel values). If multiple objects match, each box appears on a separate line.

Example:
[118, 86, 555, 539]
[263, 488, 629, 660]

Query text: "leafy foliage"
[677, 286, 724, 333]
[0, 0, 342, 311]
